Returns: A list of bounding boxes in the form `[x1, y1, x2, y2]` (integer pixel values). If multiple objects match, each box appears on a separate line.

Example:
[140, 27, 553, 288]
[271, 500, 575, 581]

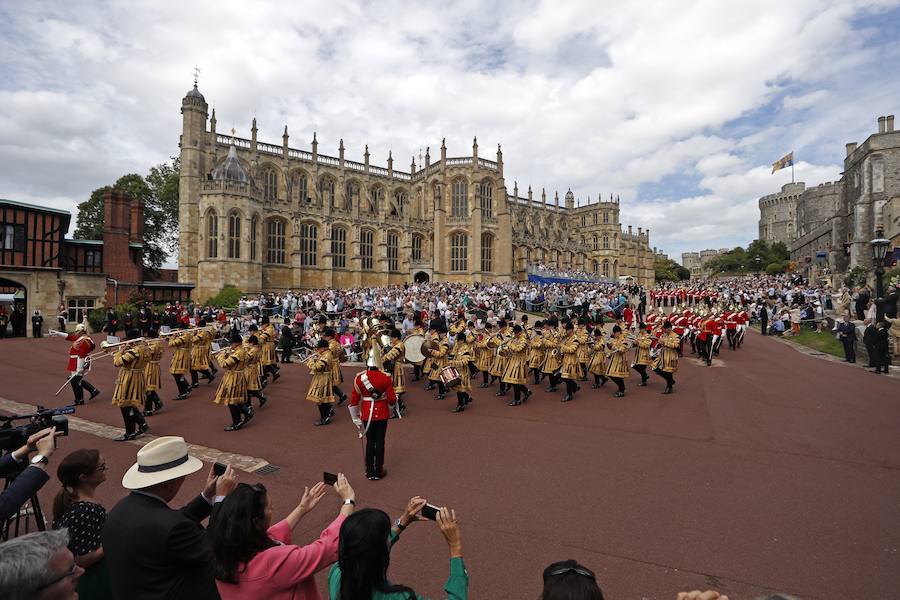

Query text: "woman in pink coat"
[209, 474, 356, 600]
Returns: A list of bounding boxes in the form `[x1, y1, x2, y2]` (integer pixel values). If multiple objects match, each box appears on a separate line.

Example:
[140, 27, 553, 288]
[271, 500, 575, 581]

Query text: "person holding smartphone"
[209, 473, 356, 600]
[327, 498, 467, 599]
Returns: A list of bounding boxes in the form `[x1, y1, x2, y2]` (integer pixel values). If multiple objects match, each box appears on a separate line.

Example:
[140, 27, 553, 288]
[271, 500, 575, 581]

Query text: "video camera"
[0, 405, 73, 454]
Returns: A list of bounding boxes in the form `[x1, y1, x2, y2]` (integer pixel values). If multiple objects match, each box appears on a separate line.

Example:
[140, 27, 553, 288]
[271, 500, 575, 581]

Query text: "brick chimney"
[103, 189, 144, 304]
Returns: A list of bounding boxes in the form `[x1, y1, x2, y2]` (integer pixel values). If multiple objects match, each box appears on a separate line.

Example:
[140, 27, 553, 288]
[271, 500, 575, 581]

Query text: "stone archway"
[0, 277, 27, 337]
[414, 271, 430, 284]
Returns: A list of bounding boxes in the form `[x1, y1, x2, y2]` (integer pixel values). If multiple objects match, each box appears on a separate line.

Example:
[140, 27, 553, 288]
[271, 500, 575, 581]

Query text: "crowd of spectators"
[527, 262, 609, 283]
[0, 432, 808, 599]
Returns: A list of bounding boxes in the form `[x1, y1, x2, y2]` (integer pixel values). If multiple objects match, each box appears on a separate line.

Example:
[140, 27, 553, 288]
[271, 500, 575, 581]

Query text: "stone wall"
[0, 269, 105, 334]
[759, 182, 804, 246]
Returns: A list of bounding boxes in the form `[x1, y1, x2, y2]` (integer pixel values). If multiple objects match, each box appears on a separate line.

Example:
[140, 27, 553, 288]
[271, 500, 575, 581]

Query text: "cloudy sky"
[2, 0, 899, 264]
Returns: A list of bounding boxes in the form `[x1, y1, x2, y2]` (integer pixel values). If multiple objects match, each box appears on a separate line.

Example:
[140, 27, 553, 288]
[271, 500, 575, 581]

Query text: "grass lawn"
[785, 327, 846, 358]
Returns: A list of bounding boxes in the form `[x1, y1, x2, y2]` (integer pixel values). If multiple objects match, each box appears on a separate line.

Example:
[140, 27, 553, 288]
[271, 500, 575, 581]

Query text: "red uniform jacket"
[350, 369, 397, 421]
[66, 334, 95, 372]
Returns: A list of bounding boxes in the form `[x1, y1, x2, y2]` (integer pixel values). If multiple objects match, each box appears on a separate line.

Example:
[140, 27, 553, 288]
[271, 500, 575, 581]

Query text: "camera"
[0, 405, 73, 454]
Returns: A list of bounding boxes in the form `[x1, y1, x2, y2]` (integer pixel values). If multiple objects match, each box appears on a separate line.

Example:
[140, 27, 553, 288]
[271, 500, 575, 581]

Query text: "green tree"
[654, 257, 691, 281]
[73, 186, 111, 240]
[72, 159, 180, 270]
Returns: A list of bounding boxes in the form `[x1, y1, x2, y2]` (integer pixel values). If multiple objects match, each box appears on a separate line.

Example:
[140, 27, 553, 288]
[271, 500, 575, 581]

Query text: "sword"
[55, 373, 77, 396]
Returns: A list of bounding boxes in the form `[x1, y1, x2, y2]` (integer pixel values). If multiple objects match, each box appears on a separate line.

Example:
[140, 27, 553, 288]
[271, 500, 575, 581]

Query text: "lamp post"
[870, 226, 890, 323]
[754, 256, 761, 273]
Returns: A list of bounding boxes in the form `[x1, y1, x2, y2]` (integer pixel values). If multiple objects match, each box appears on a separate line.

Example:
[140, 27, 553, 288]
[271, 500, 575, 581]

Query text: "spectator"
[854, 285, 870, 321]
[872, 320, 891, 374]
[102, 436, 237, 600]
[327, 499, 467, 599]
[52, 448, 112, 599]
[209, 474, 356, 599]
[0, 427, 60, 522]
[836, 314, 857, 363]
[862, 319, 877, 367]
[0, 529, 84, 600]
[541, 559, 604, 600]
[57, 303, 67, 332]
[768, 316, 785, 336]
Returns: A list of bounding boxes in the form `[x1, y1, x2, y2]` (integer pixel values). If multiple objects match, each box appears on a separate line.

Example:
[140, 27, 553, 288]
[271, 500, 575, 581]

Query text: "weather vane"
[193, 66, 201, 86]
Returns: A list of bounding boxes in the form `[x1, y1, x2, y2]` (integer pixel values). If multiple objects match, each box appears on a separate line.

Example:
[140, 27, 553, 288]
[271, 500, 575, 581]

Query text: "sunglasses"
[95, 463, 108, 472]
[546, 565, 595, 579]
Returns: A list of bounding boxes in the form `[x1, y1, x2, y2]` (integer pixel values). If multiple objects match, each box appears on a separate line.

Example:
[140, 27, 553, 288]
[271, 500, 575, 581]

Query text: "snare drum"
[439, 366, 461, 388]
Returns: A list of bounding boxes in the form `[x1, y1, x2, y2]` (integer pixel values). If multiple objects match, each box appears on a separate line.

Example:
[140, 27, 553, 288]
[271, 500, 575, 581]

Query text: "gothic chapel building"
[177, 85, 655, 300]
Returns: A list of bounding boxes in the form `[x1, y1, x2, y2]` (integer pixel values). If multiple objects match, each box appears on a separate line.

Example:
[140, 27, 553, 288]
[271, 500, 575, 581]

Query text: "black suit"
[837, 321, 857, 363]
[102, 491, 219, 600]
[863, 324, 877, 367]
[0, 454, 49, 521]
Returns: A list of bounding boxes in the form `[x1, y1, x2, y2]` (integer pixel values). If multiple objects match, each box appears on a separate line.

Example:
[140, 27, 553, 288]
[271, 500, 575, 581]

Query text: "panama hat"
[122, 436, 204, 489]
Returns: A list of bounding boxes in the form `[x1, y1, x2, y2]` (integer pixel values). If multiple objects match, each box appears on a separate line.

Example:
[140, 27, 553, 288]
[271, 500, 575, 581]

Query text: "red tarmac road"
[2, 331, 899, 599]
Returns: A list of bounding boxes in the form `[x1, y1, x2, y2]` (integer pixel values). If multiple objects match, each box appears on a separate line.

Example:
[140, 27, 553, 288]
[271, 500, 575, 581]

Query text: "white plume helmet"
[367, 342, 383, 370]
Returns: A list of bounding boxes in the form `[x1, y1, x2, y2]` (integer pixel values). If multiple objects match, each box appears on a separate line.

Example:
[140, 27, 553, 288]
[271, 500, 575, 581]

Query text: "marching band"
[42, 298, 754, 448]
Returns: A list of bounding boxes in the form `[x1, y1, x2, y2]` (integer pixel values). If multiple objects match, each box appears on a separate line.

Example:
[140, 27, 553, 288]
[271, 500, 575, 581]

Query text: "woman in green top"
[328, 497, 467, 599]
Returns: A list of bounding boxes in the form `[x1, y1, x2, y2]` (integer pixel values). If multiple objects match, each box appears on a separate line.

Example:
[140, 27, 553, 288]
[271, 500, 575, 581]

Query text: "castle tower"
[178, 82, 209, 286]
[565, 188, 575, 210]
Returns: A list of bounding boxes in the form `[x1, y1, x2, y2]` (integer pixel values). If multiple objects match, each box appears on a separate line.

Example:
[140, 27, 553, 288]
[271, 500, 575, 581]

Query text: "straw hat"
[122, 436, 204, 490]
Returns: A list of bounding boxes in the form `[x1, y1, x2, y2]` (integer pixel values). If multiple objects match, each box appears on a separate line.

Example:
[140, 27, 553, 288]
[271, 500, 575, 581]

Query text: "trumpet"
[86, 337, 145, 360]
[100, 337, 145, 350]
[160, 327, 205, 337]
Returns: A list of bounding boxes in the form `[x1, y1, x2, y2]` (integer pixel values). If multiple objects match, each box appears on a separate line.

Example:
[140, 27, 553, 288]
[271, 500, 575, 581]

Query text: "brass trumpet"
[87, 337, 145, 360]
[160, 327, 205, 337]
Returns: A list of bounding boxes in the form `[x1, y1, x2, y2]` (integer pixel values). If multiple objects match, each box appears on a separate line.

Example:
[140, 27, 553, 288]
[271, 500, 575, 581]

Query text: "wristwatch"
[343, 498, 355, 506]
[395, 518, 407, 531]
[31, 455, 49, 466]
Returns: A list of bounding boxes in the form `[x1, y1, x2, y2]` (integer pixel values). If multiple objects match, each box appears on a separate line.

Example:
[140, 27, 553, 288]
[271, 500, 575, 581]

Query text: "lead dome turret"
[211, 144, 249, 183]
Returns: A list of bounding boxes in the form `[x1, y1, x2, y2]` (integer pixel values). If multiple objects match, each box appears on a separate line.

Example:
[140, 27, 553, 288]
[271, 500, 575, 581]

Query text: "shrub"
[87, 308, 106, 333]
[843, 265, 869, 287]
[765, 261, 786, 275]
[206, 285, 243, 308]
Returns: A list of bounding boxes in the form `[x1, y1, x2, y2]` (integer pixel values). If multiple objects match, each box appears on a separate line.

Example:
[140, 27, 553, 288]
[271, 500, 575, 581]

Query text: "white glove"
[353, 419, 364, 428]
[348, 404, 361, 423]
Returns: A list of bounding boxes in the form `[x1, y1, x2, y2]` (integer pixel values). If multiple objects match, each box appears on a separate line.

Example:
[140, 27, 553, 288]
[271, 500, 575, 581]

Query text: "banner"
[771, 151, 794, 173]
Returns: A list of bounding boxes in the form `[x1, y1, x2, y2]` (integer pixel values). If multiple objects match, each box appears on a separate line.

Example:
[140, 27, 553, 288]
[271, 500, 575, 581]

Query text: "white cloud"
[0, 0, 898, 262]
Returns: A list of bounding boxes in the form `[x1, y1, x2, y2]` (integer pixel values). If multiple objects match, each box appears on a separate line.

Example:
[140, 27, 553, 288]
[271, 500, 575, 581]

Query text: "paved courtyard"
[2, 330, 898, 598]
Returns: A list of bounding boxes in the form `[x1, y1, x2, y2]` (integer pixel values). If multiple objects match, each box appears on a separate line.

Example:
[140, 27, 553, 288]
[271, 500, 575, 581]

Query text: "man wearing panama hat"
[102, 436, 237, 599]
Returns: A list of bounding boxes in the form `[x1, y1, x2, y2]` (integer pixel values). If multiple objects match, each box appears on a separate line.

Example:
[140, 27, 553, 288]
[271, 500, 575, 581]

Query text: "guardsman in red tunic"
[349, 355, 397, 481]
[735, 308, 749, 348]
[710, 312, 725, 357]
[50, 324, 100, 405]
[724, 308, 738, 350]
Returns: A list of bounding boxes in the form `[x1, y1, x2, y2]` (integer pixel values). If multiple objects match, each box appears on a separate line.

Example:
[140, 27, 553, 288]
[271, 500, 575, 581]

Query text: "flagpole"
[791, 161, 794, 183]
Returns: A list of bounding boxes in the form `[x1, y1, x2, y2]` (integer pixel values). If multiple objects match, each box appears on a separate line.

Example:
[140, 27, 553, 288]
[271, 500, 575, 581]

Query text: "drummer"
[408, 317, 426, 381]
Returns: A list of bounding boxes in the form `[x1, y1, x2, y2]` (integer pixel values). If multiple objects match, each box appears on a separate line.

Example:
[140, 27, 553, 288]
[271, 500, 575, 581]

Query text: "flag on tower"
[771, 151, 794, 174]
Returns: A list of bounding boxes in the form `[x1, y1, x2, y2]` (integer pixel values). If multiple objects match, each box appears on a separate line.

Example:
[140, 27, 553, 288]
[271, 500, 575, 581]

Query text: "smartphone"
[213, 462, 227, 477]
[421, 503, 440, 520]
[323, 471, 338, 486]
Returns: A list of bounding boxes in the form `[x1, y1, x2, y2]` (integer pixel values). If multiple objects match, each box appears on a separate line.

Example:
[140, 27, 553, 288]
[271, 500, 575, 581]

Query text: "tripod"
[2, 469, 47, 541]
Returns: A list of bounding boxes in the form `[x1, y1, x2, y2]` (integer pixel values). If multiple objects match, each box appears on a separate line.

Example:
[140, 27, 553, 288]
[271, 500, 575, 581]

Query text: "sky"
[2, 0, 899, 264]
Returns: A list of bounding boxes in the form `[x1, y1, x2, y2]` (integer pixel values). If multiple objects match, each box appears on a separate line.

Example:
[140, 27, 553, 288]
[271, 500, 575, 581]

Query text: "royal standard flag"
[771, 151, 794, 173]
